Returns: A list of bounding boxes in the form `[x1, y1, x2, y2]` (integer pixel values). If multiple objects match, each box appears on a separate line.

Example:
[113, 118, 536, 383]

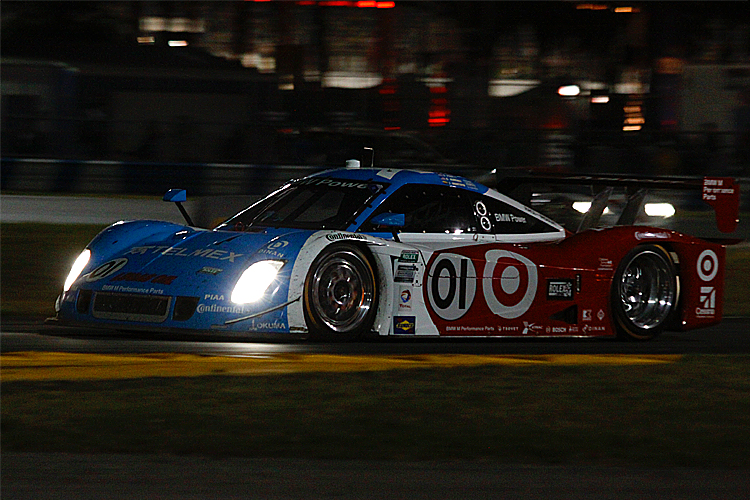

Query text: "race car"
[53, 164, 740, 340]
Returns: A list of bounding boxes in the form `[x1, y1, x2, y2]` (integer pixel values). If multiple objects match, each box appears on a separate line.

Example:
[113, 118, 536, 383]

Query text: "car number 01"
[427, 250, 538, 321]
[427, 253, 477, 320]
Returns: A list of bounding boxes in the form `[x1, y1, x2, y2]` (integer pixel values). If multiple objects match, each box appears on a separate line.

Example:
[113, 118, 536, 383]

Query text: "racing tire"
[304, 243, 378, 341]
[611, 244, 678, 341]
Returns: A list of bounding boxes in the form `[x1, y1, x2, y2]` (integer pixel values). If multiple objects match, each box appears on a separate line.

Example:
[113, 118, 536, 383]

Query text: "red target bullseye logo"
[483, 250, 537, 319]
[697, 249, 718, 282]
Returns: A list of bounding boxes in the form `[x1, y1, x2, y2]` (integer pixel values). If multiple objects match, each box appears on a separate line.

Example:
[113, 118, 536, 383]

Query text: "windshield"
[216, 177, 388, 231]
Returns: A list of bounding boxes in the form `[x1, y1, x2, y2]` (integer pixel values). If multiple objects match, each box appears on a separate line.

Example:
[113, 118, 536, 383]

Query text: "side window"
[479, 195, 559, 234]
[361, 184, 477, 234]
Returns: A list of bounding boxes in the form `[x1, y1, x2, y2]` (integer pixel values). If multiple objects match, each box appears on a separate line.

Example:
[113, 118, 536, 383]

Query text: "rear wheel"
[612, 245, 678, 340]
[304, 243, 378, 341]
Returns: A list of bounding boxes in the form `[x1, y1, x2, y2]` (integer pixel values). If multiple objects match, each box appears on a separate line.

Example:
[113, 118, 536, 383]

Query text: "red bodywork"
[423, 226, 725, 337]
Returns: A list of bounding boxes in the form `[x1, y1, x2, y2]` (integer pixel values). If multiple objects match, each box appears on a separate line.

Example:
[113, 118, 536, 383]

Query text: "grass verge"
[3, 356, 750, 467]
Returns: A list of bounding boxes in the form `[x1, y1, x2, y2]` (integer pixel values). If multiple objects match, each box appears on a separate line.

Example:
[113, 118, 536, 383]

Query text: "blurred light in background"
[645, 203, 675, 218]
[558, 85, 580, 97]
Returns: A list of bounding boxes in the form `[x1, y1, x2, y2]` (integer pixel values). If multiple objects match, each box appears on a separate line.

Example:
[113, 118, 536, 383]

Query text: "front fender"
[285, 230, 424, 335]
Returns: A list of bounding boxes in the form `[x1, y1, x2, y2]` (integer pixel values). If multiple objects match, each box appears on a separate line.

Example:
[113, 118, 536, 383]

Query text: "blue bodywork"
[56, 168, 487, 334]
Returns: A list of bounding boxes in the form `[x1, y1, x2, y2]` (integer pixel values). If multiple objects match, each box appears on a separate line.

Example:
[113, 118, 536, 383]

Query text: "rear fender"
[668, 240, 726, 331]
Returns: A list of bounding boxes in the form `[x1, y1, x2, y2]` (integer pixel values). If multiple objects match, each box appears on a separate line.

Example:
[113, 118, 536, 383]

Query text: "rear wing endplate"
[496, 173, 740, 233]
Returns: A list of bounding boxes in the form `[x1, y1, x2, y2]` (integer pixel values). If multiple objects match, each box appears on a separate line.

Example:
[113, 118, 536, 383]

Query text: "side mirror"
[163, 189, 187, 203]
[370, 212, 405, 242]
[163, 189, 193, 226]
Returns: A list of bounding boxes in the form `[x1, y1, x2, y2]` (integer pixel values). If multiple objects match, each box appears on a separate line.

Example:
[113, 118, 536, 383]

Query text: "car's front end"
[55, 221, 318, 335]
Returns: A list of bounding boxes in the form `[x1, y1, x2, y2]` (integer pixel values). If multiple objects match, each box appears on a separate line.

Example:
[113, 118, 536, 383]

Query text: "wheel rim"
[618, 250, 676, 330]
[311, 250, 374, 333]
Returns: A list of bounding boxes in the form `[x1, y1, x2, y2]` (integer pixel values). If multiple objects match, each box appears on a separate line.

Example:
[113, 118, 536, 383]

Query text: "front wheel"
[612, 245, 678, 341]
[304, 243, 378, 341]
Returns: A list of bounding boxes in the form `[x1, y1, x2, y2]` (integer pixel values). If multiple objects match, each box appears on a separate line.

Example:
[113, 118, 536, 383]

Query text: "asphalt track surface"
[2, 316, 749, 357]
[3, 317, 749, 499]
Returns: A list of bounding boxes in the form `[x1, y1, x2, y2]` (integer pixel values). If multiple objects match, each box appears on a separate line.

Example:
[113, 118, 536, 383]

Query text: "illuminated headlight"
[64, 249, 91, 292]
[231, 260, 284, 304]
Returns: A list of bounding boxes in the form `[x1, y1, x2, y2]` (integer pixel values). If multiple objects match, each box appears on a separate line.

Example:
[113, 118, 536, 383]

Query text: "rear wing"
[495, 173, 740, 234]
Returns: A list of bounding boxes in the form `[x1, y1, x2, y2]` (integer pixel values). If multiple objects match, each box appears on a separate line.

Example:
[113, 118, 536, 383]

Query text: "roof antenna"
[363, 147, 374, 168]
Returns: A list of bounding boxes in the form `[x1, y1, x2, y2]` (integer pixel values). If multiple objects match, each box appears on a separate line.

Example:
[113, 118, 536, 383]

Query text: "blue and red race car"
[54, 165, 740, 340]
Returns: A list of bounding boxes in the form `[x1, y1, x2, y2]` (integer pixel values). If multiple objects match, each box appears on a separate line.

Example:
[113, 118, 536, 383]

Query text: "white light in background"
[645, 203, 675, 218]
[573, 202, 611, 214]
[558, 85, 580, 97]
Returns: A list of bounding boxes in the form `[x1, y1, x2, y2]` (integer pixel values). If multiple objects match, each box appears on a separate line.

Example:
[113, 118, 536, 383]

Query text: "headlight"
[64, 249, 91, 292]
[231, 260, 284, 304]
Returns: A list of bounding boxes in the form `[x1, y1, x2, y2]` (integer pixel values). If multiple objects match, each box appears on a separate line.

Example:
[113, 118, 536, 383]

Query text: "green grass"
[1, 223, 107, 316]
[3, 357, 750, 467]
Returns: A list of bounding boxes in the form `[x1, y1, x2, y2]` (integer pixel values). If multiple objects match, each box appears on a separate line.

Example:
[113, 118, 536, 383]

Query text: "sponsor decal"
[325, 233, 367, 242]
[696, 286, 716, 317]
[523, 322, 542, 335]
[598, 258, 613, 271]
[702, 177, 736, 201]
[110, 272, 177, 285]
[702, 177, 739, 233]
[399, 288, 413, 311]
[635, 231, 670, 241]
[597, 309, 606, 321]
[128, 246, 243, 263]
[475, 201, 493, 232]
[475, 201, 488, 216]
[297, 178, 373, 189]
[696, 249, 718, 282]
[445, 325, 496, 333]
[196, 303, 253, 314]
[398, 250, 419, 263]
[495, 213, 526, 224]
[498, 325, 520, 333]
[258, 240, 289, 258]
[197, 267, 223, 275]
[204, 294, 225, 301]
[582, 324, 606, 334]
[247, 319, 287, 332]
[547, 279, 574, 300]
[86, 258, 128, 282]
[483, 250, 537, 320]
[101, 284, 164, 295]
[395, 264, 418, 283]
[437, 173, 476, 191]
[426, 254, 477, 321]
[425, 250, 538, 322]
[394, 316, 416, 334]
[582, 309, 592, 321]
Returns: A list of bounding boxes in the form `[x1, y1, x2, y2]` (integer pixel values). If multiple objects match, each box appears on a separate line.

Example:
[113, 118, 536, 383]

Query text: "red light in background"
[320, 1, 353, 6]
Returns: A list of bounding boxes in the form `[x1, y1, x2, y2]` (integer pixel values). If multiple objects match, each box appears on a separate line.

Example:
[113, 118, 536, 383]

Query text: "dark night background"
[2, 1, 749, 196]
